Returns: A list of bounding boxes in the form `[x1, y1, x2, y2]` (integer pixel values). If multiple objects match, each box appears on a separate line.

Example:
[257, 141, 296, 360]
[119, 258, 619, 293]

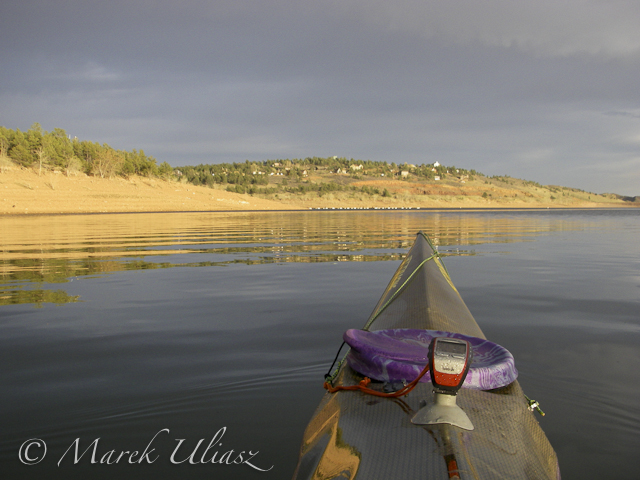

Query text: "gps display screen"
[437, 340, 467, 355]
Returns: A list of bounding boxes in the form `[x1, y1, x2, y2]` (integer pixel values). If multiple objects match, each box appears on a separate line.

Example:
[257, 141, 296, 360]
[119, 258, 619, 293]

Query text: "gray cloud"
[1, 0, 639, 195]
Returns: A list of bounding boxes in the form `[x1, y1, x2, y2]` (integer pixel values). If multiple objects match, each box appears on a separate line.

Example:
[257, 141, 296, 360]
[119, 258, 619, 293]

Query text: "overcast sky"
[1, 0, 639, 195]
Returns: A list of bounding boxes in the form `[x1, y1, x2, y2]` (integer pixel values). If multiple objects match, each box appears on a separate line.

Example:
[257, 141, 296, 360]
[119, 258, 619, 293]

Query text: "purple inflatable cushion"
[343, 328, 517, 391]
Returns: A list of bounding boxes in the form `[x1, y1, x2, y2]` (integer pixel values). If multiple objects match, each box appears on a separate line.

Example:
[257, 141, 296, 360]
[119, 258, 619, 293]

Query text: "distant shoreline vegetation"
[0, 123, 172, 178]
[178, 156, 472, 197]
[1, 124, 636, 204]
[177, 158, 636, 204]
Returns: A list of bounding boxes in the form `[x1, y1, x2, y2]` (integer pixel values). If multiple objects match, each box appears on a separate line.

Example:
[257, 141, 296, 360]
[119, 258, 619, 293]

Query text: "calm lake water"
[1, 209, 639, 479]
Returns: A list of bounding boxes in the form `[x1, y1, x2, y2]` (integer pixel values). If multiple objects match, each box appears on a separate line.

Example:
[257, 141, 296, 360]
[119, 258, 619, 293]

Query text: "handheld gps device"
[429, 337, 472, 395]
[412, 336, 475, 429]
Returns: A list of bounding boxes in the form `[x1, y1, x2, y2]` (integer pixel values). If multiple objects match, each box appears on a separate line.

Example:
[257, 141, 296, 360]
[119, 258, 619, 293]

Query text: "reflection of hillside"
[0, 210, 584, 305]
[0, 285, 79, 307]
[0, 253, 408, 307]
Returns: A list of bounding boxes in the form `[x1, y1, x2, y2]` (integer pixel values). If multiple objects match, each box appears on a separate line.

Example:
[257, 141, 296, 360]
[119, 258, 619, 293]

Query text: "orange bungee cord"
[323, 362, 430, 398]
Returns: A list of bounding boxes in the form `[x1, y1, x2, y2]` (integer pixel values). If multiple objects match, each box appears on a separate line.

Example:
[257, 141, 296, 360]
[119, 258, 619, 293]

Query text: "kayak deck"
[293, 232, 559, 479]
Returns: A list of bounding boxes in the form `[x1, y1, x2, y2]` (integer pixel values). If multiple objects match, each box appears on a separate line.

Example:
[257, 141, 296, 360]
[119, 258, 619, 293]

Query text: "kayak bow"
[293, 232, 560, 480]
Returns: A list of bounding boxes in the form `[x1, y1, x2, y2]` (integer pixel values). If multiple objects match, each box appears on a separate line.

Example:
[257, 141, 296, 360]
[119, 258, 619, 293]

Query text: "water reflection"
[0, 210, 589, 306]
[1, 209, 638, 479]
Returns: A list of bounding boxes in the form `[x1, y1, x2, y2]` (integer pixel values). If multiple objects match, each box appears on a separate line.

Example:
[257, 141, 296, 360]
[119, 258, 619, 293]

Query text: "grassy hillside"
[2, 150, 637, 213]
[1, 124, 636, 210]
[179, 158, 637, 209]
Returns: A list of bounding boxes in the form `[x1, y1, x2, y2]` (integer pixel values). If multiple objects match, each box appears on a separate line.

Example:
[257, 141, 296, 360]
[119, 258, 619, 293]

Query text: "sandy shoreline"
[0, 166, 634, 215]
[0, 167, 295, 215]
